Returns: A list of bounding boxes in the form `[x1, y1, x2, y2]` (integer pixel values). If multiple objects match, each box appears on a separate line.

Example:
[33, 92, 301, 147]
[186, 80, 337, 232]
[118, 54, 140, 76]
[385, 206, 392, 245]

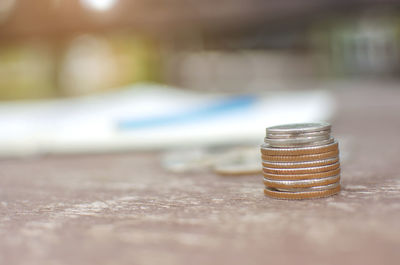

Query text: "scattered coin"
[162, 146, 262, 175]
[213, 161, 261, 176]
[213, 146, 262, 176]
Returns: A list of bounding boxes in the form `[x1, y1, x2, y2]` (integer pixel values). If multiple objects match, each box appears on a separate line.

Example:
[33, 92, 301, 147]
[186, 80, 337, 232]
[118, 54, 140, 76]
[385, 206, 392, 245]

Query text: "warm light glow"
[0, 0, 16, 22]
[80, 0, 118, 12]
[60, 35, 118, 95]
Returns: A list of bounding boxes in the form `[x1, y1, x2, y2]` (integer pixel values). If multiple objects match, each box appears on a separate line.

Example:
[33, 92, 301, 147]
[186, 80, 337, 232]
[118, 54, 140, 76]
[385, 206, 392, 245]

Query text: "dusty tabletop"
[1, 84, 400, 265]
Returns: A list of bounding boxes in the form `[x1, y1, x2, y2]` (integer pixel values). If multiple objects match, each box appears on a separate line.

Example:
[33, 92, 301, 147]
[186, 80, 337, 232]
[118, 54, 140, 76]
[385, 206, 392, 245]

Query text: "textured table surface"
[1, 83, 400, 265]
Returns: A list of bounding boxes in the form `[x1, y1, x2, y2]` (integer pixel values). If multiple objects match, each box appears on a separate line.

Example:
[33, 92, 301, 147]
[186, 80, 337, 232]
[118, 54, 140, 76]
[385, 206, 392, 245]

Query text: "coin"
[265, 138, 334, 148]
[261, 150, 339, 162]
[269, 182, 340, 192]
[263, 174, 340, 189]
[266, 130, 331, 139]
[260, 141, 338, 156]
[263, 167, 340, 180]
[213, 163, 261, 176]
[263, 162, 340, 175]
[266, 123, 331, 135]
[212, 146, 261, 176]
[263, 185, 340, 200]
[264, 135, 331, 147]
[262, 157, 339, 168]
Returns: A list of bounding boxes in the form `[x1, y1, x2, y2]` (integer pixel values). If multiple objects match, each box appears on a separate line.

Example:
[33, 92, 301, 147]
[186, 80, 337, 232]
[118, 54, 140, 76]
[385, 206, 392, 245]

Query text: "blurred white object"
[0, 83, 334, 157]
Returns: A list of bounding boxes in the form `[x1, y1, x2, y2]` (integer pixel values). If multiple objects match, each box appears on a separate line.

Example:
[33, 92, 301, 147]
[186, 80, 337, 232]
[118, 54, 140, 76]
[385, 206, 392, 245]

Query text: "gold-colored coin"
[263, 174, 340, 189]
[266, 182, 339, 192]
[261, 150, 339, 162]
[263, 162, 340, 175]
[260, 141, 338, 156]
[264, 185, 340, 200]
[262, 167, 340, 180]
[262, 157, 338, 168]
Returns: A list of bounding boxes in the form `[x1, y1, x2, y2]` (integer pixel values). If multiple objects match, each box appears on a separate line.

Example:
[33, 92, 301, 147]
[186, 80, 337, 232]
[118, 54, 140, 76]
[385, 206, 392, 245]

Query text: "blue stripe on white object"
[117, 95, 257, 130]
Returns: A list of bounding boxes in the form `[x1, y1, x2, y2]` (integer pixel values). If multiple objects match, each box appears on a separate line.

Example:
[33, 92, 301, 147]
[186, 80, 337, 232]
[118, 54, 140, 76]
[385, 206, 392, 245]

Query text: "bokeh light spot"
[80, 0, 118, 12]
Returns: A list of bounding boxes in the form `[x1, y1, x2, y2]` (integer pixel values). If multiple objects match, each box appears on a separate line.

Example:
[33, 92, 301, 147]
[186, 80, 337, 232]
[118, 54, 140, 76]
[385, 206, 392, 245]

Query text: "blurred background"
[0, 0, 400, 157]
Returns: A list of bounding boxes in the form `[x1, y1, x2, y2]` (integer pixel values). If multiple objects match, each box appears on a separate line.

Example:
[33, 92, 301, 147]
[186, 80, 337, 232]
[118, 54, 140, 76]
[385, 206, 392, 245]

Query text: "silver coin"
[266, 123, 331, 135]
[264, 138, 334, 148]
[265, 135, 332, 146]
[262, 157, 339, 168]
[266, 130, 331, 139]
[260, 140, 337, 152]
[267, 182, 340, 192]
[263, 174, 340, 187]
[263, 161, 340, 174]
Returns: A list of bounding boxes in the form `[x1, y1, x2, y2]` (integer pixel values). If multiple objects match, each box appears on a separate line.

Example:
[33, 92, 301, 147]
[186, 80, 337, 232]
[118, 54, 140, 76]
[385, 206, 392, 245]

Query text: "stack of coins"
[261, 123, 341, 200]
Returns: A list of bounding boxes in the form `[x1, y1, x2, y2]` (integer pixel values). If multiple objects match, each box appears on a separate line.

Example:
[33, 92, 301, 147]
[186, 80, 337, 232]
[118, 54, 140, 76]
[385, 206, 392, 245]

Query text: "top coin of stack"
[261, 123, 341, 200]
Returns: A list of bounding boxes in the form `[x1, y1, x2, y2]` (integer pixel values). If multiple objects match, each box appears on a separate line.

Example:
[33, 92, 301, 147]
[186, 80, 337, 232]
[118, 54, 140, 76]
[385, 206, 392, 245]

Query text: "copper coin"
[268, 182, 340, 192]
[262, 157, 339, 168]
[260, 141, 338, 156]
[261, 150, 339, 162]
[263, 174, 340, 189]
[264, 185, 340, 200]
[263, 162, 340, 175]
[262, 167, 340, 180]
